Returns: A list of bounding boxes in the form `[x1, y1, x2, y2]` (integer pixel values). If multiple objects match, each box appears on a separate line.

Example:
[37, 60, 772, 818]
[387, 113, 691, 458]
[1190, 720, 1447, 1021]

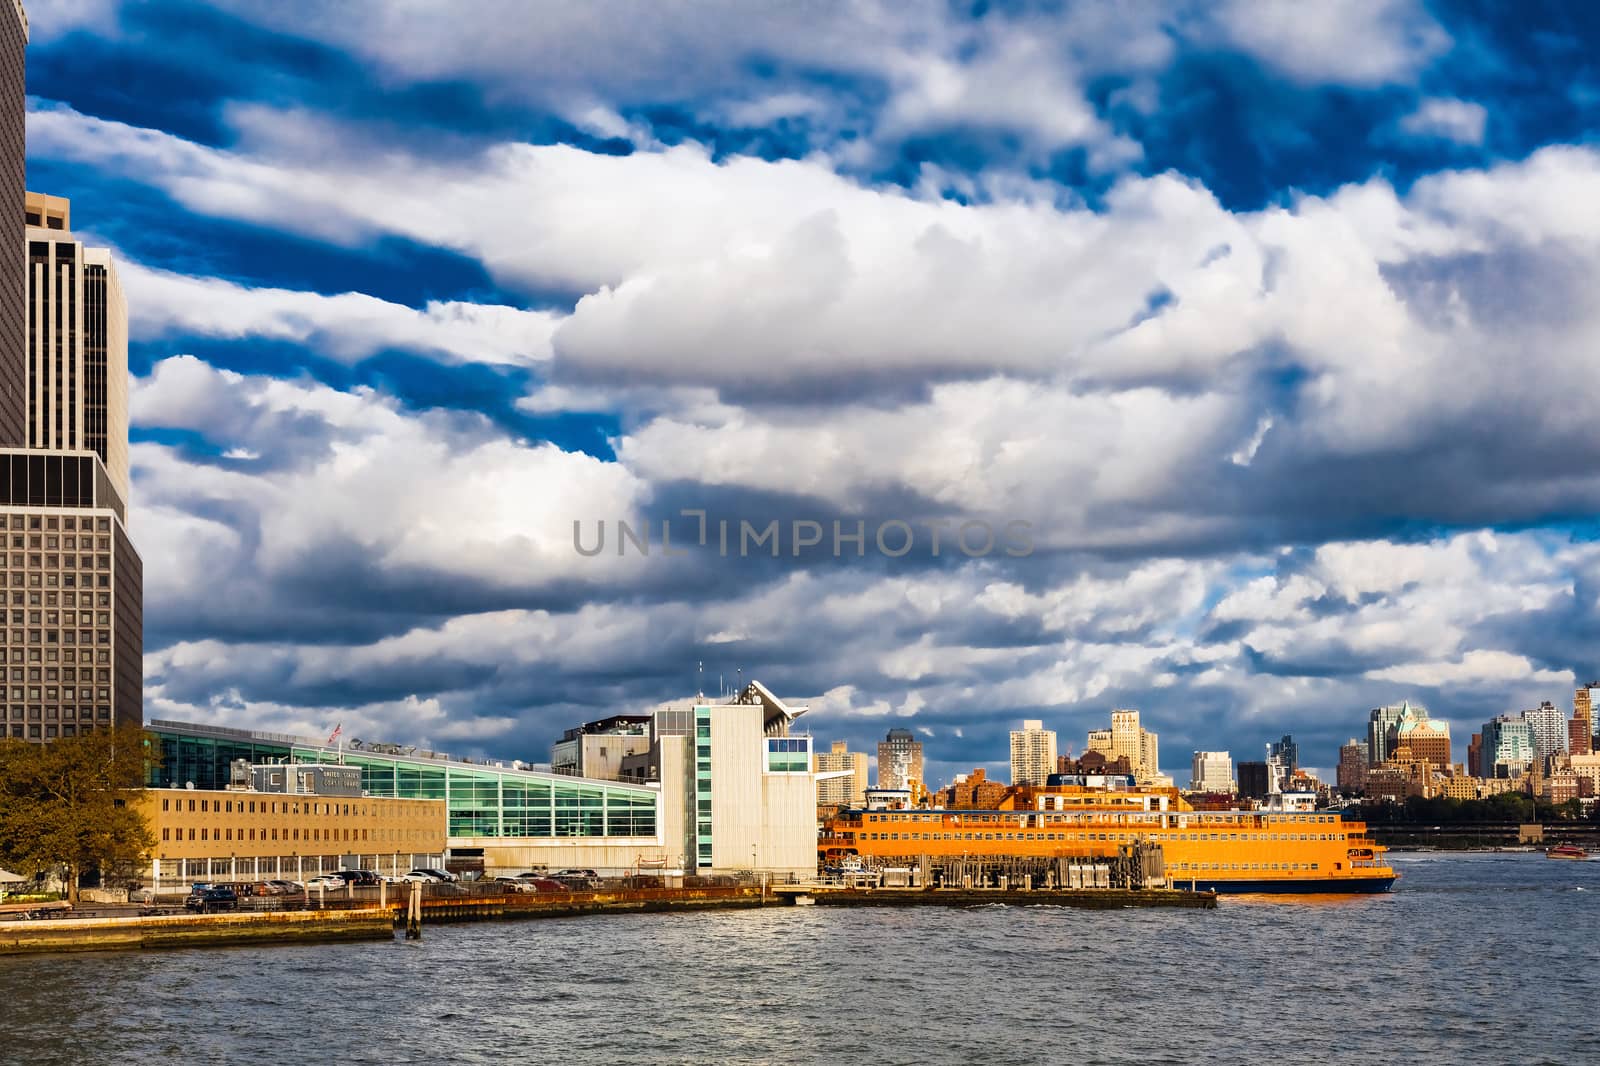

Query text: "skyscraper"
[1481, 715, 1535, 776]
[1521, 700, 1567, 762]
[877, 727, 923, 793]
[0, 452, 141, 739]
[24, 192, 129, 500]
[1337, 740, 1366, 794]
[1189, 750, 1235, 793]
[1237, 760, 1269, 799]
[1367, 703, 1409, 765]
[1570, 685, 1593, 756]
[1009, 719, 1057, 786]
[0, 44, 143, 742]
[1269, 734, 1298, 774]
[1096, 708, 1161, 783]
[1391, 702, 1451, 767]
[0, 4, 26, 446]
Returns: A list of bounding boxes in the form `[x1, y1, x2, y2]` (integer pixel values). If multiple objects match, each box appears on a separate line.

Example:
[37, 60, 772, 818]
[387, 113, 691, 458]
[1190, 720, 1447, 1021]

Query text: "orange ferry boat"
[820, 782, 1397, 894]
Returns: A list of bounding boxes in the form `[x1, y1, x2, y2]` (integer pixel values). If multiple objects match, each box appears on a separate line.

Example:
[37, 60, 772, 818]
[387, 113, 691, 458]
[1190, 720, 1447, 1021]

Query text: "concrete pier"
[0, 907, 395, 956]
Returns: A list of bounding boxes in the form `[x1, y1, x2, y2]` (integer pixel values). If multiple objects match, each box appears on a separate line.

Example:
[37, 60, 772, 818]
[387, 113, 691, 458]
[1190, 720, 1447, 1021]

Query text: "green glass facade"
[765, 736, 811, 773]
[148, 721, 658, 841]
[695, 705, 712, 869]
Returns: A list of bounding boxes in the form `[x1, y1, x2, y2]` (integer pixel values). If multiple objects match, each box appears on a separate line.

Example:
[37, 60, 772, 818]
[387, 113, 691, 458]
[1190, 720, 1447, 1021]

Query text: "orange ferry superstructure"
[820, 783, 1397, 894]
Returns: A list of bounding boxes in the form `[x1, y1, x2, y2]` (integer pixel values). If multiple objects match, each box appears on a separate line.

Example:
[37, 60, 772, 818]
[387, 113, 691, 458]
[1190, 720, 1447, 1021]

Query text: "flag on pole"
[327, 722, 343, 745]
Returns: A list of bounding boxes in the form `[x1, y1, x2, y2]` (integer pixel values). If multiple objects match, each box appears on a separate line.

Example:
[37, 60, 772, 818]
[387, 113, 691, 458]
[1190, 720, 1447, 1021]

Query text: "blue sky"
[24, 0, 1600, 782]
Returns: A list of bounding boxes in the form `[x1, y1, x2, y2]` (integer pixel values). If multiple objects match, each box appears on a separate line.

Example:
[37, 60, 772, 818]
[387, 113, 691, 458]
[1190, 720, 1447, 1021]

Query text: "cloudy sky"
[25, 0, 1600, 782]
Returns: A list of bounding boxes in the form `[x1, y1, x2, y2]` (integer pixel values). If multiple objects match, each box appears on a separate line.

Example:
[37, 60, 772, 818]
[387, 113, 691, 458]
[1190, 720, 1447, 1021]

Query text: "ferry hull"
[1192, 876, 1396, 895]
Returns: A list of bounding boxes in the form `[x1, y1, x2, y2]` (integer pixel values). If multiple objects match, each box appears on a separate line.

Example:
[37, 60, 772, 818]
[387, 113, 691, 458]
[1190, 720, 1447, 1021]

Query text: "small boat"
[1547, 844, 1588, 861]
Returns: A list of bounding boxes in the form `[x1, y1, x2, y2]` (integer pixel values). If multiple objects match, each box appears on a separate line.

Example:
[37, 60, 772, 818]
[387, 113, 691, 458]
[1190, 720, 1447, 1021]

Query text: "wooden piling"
[405, 880, 421, 940]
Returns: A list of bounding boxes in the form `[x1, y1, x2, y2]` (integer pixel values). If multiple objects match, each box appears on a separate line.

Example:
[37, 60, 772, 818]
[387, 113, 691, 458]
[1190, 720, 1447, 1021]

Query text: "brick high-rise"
[1573, 685, 1594, 756]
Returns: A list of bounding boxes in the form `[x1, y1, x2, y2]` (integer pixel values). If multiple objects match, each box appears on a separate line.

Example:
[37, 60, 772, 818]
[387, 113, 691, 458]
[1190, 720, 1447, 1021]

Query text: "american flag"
[327, 722, 343, 745]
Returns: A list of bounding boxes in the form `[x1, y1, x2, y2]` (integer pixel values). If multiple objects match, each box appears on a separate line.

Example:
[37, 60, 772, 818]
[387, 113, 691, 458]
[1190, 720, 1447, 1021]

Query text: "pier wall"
[402, 884, 769, 923]
[0, 907, 394, 956]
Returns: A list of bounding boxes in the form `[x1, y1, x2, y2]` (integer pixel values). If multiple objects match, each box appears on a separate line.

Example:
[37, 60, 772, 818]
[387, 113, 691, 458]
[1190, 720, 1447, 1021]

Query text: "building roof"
[148, 717, 653, 792]
[730, 679, 808, 735]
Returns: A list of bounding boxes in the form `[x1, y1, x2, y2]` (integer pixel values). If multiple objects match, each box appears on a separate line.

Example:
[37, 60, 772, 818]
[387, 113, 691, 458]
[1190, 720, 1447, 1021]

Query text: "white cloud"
[1399, 97, 1488, 145]
[1209, 0, 1450, 86]
[23, 0, 120, 42]
[196, 0, 1448, 167]
[130, 355, 655, 621]
[120, 259, 562, 366]
[1366, 650, 1569, 687]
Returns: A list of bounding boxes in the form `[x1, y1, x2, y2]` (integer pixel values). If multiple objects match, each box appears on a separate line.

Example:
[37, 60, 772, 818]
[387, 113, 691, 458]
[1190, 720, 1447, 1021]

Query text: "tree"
[0, 727, 157, 903]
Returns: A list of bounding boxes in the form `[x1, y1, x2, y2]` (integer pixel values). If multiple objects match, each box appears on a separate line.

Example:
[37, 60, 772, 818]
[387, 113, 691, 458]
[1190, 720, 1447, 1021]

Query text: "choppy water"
[1, 852, 1596, 1064]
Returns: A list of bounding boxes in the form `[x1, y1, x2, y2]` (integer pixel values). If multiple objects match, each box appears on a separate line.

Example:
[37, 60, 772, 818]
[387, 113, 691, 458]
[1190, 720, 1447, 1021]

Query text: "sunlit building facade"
[146, 719, 661, 872]
[1189, 750, 1236, 793]
[24, 192, 130, 500]
[1009, 719, 1058, 786]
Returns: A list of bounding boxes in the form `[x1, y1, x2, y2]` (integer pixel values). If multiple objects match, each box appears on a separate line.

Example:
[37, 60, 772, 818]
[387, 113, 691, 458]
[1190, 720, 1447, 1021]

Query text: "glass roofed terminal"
[146, 719, 659, 842]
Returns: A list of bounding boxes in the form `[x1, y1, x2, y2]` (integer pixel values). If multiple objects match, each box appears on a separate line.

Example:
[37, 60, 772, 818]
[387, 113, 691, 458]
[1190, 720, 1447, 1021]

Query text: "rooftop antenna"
[697, 661, 704, 700]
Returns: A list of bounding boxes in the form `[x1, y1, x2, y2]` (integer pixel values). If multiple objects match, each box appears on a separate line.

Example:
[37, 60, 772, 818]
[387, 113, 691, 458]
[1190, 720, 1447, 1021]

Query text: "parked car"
[491, 877, 538, 894]
[268, 880, 303, 895]
[184, 887, 238, 913]
[247, 881, 281, 896]
[304, 875, 346, 891]
[421, 868, 459, 882]
[553, 868, 601, 889]
[332, 870, 381, 887]
[402, 869, 444, 883]
[527, 877, 570, 892]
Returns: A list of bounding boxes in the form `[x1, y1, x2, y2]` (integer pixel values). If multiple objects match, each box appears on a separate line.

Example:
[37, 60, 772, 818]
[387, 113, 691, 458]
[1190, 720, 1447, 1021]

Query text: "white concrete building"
[1522, 701, 1568, 761]
[1009, 719, 1058, 786]
[1189, 750, 1236, 793]
[646, 681, 819, 879]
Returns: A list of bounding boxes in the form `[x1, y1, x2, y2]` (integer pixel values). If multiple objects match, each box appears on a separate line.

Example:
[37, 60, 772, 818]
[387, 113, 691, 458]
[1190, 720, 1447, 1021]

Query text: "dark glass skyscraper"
[0, 4, 26, 447]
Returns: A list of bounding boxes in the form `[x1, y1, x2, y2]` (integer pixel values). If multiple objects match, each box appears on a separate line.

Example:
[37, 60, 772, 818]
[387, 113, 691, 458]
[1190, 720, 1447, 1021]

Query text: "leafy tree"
[0, 727, 157, 903]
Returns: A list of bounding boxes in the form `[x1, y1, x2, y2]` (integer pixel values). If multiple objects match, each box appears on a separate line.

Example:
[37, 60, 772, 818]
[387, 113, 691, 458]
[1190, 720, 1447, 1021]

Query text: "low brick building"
[133, 787, 447, 888]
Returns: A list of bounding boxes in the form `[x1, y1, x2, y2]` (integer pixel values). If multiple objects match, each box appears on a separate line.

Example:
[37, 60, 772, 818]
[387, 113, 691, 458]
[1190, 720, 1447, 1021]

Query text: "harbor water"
[1, 852, 1596, 1064]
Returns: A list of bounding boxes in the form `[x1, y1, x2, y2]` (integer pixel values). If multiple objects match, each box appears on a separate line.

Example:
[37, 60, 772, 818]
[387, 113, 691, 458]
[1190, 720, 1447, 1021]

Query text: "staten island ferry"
[820, 780, 1397, 894]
